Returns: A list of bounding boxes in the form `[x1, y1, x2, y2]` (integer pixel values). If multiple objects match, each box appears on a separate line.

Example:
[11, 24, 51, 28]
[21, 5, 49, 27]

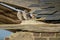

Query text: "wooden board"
[0, 20, 60, 32]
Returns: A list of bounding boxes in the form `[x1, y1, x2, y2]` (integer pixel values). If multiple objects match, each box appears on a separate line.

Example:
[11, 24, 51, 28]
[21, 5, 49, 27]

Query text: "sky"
[0, 29, 13, 40]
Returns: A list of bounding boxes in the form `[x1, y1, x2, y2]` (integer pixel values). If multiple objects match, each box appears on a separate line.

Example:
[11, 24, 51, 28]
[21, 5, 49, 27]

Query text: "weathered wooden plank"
[1, 2, 31, 12]
[33, 8, 56, 15]
[43, 12, 60, 20]
[0, 5, 17, 16]
[0, 20, 60, 32]
[0, 15, 21, 24]
[34, 9, 60, 20]
[0, 10, 18, 20]
[1, 24, 60, 32]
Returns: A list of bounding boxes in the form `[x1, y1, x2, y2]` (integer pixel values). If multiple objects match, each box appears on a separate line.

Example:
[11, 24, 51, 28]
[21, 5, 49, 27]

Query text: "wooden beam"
[0, 22, 60, 32]
[0, 2, 31, 12]
[0, 15, 21, 24]
[0, 5, 17, 16]
[0, 10, 18, 20]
